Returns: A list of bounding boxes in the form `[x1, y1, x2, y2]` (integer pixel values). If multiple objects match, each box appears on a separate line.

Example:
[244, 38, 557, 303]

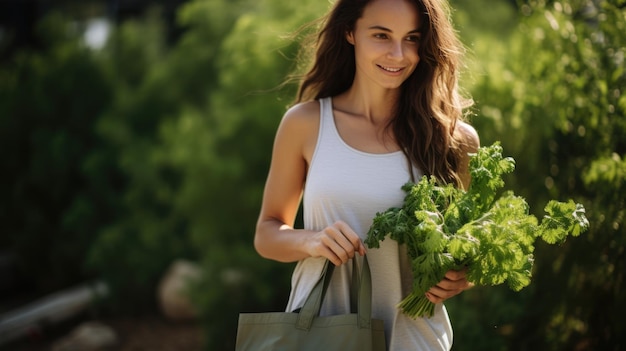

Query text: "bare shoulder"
[455, 121, 480, 190]
[281, 100, 321, 129]
[275, 100, 321, 163]
[455, 121, 480, 154]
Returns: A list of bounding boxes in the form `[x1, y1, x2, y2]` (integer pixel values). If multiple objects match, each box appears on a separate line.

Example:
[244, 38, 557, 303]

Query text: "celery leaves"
[365, 142, 589, 318]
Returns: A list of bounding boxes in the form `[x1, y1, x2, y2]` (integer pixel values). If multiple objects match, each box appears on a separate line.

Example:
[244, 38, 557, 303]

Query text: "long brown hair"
[293, 0, 472, 186]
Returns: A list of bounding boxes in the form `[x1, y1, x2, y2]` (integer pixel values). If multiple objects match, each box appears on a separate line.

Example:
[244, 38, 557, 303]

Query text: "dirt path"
[6, 315, 204, 351]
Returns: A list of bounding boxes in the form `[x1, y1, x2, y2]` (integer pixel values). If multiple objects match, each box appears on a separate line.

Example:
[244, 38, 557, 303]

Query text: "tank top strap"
[319, 96, 332, 122]
[318, 97, 334, 140]
[316, 97, 343, 153]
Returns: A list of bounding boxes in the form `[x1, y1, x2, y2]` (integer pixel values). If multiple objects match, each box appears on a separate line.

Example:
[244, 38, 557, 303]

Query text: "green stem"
[398, 292, 436, 318]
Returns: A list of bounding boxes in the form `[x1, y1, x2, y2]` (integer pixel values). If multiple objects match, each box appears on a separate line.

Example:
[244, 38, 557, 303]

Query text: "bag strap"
[295, 255, 373, 331]
[319, 258, 359, 314]
[322, 259, 359, 314]
[350, 258, 358, 314]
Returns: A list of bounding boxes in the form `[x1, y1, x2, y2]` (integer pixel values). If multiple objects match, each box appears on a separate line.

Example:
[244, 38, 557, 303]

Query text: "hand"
[307, 220, 367, 266]
[425, 268, 473, 304]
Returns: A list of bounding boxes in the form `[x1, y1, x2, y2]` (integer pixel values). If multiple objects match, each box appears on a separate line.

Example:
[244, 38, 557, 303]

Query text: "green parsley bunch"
[365, 142, 589, 318]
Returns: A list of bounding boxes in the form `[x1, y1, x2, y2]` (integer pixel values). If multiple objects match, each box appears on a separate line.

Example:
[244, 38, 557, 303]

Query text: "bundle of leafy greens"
[365, 142, 589, 318]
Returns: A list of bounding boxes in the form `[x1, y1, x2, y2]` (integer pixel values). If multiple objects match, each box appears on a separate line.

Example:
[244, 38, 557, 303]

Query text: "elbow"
[253, 224, 272, 260]
[253, 231, 265, 258]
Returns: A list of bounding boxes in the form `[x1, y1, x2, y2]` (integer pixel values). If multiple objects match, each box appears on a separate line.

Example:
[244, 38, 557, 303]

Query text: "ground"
[5, 314, 205, 351]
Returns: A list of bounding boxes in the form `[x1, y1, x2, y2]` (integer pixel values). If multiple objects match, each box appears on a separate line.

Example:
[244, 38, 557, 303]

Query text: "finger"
[321, 230, 352, 263]
[333, 221, 364, 253]
[318, 245, 342, 266]
[444, 269, 466, 281]
[325, 227, 354, 260]
[425, 291, 443, 304]
[427, 285, 461, 302]
[324, 226, 356, 260]
[436, 277, 468, 291]
[357, 241, 367, 256]
[442, 279, 471, 291]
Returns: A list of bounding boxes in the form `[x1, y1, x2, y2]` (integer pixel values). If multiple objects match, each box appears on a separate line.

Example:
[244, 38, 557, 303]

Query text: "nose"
[388, 40, 404, 60]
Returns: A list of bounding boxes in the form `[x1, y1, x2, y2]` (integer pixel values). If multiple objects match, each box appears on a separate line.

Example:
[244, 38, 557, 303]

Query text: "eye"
[405, 35, 421, 43]
[373, 33, 389, 40]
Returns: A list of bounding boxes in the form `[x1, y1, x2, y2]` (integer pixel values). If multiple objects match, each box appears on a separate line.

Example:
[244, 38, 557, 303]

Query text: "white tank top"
[285, 97, 453, 350]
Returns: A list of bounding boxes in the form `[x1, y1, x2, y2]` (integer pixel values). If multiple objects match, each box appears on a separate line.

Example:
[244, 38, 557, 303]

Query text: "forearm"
[254, 218, 315, 263]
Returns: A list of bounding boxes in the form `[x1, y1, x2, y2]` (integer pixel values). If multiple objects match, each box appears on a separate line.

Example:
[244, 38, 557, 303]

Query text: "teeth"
[380, 65, 402, 72]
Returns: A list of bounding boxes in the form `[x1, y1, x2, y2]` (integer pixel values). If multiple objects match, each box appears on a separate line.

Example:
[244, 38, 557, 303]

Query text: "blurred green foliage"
[0, 0, 624, 350]
[0, 12, 115, 292]
[447, 0, 626, 350]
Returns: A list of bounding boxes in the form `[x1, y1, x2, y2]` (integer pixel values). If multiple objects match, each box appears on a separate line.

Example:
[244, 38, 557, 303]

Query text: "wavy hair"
[293, 0, 472, 186]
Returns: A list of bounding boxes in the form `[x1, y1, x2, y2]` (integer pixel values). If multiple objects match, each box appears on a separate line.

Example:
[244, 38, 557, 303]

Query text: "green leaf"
[506, 269, 532, 291]
[539, 200, 589, 244]
[447, 234, 479, 262]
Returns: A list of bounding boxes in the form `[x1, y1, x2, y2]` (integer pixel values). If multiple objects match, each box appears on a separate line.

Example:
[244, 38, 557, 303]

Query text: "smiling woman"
[253, 0, 478, 350]
[347, 0, 421, 91]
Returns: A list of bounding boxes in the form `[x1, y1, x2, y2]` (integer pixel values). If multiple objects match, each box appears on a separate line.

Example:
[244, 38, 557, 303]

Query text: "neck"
[335, 83, 400, 125]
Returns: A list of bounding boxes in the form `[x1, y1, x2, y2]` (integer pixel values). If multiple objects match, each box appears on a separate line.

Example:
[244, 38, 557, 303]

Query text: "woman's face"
[347, 0, 421, 91]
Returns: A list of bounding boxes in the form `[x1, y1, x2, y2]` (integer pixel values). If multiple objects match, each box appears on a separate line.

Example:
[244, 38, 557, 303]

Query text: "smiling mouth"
[378, 65, 403, 73]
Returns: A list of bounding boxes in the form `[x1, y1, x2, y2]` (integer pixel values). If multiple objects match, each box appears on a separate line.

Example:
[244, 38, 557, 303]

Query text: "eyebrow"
[367, 25, 421, 34]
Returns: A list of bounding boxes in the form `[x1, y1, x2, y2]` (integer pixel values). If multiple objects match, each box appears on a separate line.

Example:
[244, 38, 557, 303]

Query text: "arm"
[426, 121, 480, 303]
[456, 121, 481, 191]
[254, 102, 366, 266]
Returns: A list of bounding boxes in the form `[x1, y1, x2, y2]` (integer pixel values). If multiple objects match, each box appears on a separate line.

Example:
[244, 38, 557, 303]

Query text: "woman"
[254, 0, 479, 349]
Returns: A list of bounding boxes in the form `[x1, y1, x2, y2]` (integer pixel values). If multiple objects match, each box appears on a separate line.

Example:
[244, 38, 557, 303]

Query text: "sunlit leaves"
[366, 142, 588, 318]
[540, 200, 589, 243]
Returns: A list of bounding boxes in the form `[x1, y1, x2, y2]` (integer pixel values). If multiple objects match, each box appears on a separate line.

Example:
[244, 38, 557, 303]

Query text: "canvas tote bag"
[235, 255, 387, 351]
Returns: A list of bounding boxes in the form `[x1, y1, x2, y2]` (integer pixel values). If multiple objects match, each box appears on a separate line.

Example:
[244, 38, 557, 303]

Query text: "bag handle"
[295, 255, 373, 331]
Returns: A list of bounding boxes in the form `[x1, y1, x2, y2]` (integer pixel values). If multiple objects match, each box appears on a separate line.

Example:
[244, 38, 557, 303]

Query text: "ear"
[346, 30, 355, 45]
